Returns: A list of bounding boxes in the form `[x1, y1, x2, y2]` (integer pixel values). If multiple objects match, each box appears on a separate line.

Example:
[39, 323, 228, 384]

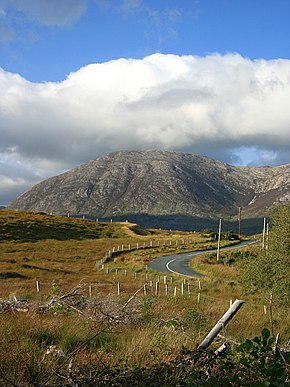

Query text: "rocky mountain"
[9, 150, 290, 223]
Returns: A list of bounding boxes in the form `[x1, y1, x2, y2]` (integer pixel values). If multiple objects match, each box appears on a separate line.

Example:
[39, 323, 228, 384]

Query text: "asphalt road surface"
[148, 240, 258, 278]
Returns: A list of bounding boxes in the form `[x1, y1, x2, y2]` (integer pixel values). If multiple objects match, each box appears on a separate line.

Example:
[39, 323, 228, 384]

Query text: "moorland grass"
[0, 210, 289, 385]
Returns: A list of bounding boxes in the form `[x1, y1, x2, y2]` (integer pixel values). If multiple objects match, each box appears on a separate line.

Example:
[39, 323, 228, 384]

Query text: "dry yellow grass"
[0, 210, 289, 385]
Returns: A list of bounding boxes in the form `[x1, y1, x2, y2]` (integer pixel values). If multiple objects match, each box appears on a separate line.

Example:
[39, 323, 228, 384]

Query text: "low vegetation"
[0, 210, 129, 242]
[0, 209, 289, 386]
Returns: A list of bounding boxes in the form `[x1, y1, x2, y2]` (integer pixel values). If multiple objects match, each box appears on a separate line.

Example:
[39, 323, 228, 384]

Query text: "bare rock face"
[9, 150, 290, 219]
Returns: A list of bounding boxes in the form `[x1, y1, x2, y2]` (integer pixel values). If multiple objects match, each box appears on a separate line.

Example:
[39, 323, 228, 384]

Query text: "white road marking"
[166, 258, 193, 277]
[166, 258, 176, 273]
[153, 240, 258, 277]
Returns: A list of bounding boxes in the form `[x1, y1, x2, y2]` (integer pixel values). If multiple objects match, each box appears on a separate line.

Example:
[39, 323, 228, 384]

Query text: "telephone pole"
[217, 218, 222, 261]
[237, 207, 241, 238]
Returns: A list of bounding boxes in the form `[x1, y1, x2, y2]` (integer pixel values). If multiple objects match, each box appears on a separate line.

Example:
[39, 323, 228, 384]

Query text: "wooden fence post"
[197, 292, 201, 303]
[155, 282, 159, 296]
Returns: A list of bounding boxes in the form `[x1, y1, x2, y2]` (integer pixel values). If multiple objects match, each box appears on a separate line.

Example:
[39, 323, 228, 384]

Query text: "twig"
[94, 305, 120, 322]
[67, 357, 79, 387]
[273, 332, 280, 354]
[68, 305, 84, 315]
[122, 284, 146, 310]
[214, 343, 227, 356]
[47, 284, 85, 307]
[42, 326, 107, 386]
[217, 333, 240, 345]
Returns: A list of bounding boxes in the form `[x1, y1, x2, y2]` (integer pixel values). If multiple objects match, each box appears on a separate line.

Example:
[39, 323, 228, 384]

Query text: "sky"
[1, 0, 290, 205]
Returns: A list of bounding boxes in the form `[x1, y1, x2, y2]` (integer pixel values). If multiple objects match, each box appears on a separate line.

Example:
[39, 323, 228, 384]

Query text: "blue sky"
[2, 0, 290, 82]
[1, 0, 290, 204]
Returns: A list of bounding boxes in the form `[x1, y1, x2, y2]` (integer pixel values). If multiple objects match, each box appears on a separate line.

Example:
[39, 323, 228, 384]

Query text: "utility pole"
[217, 218, 222, 261]
[262, 217, 266, 249]
[237, 207, 241, 238]
[266, 221, 269, 251]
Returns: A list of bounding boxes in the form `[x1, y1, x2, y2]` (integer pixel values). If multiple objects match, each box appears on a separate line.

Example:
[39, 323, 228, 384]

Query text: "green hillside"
[0, 210, 130, 242]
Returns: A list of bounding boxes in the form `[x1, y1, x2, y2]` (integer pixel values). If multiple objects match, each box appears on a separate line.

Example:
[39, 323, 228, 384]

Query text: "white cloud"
[1, 52, 290, 204]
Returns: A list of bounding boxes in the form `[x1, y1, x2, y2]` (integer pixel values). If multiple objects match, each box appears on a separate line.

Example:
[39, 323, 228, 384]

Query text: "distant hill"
[9, 150, 290, 232]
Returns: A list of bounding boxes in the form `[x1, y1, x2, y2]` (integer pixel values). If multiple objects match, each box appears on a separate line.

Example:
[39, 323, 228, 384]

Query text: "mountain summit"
[9, 150, 290, 220]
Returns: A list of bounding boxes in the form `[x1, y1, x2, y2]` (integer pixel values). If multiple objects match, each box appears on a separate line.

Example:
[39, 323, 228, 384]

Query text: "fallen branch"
[197, 299, 245, 351]
[122, 284, 146, 310]
[47, 284, 85, 308]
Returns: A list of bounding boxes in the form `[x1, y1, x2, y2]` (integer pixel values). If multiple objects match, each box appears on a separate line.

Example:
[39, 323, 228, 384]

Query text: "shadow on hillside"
[95, 213, 264, 236]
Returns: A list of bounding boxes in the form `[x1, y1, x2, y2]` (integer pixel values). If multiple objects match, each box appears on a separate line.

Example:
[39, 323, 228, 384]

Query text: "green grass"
[0, 210, 129, 242]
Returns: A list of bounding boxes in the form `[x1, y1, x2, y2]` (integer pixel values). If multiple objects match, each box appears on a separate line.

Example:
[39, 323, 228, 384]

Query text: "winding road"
[148, 240, 257, 278]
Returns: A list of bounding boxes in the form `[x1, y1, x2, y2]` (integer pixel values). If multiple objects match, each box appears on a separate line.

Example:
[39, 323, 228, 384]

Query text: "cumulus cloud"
[0, 154, 40, 203]
[1, 52, 290, 204]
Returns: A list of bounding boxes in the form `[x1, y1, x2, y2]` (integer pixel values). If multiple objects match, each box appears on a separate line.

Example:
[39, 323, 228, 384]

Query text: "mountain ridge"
[9, 150, 290, 221]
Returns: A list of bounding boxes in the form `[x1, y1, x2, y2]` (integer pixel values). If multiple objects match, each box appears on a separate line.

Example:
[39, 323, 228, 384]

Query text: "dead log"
[197, 299, 245, 351]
